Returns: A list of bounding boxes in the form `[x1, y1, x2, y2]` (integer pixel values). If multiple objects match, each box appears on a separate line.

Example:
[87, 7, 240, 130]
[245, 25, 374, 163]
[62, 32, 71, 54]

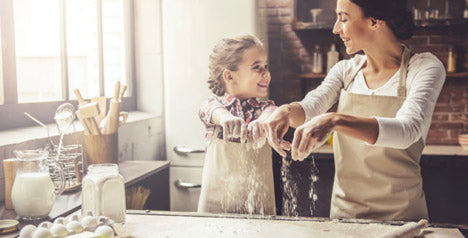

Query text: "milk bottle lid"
[0, 219, 19, 234]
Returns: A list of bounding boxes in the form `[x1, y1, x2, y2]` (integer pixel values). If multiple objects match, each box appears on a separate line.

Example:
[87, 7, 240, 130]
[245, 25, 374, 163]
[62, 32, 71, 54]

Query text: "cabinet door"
[170, 167, 203, 211]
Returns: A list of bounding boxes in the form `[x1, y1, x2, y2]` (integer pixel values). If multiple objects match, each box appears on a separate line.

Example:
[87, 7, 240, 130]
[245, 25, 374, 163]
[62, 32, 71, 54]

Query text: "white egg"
[67, 214, 81, 223]
[54, 217, 66, 225]
[50, 223, 68, 237]
[19, 224, 37, 238]
[95, 225, 115, 238]
[81, 215, 98, 231]
[66, 221, 83, 234]
[32, 227, 52, 238]
[38, 221, 53, 229]
[98, 216, 111, 226]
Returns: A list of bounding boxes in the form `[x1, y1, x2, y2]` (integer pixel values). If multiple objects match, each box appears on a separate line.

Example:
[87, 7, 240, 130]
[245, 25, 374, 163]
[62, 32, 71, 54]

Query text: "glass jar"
[312, 45, 323, 74]
[81, 163, 126, 223]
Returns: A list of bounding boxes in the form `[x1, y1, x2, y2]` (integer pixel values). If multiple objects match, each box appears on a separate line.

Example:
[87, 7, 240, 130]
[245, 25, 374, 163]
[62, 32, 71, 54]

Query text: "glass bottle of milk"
[82, 164, 126, 223]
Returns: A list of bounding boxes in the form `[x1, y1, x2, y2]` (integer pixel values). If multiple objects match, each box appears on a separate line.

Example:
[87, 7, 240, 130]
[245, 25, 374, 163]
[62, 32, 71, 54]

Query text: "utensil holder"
[48, 144, 84, 192]
[84, 133, 118, 166]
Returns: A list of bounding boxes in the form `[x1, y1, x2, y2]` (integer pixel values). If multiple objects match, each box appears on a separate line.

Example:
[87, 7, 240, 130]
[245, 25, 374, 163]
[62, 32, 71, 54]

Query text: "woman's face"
[333, 0, 373, 55]
[228, 46, 271, 100]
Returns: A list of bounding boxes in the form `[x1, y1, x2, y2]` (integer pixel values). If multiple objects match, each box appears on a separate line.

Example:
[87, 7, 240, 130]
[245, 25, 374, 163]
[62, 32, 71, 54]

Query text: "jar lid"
[0, 219, 19, 234]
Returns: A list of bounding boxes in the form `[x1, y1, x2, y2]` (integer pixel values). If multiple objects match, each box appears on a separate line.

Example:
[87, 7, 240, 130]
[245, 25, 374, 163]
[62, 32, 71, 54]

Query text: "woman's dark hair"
[350, 0, 414, 40]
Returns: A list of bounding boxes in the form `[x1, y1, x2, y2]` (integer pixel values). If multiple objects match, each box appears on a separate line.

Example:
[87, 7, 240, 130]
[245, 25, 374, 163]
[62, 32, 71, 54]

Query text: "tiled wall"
[266, 0, 468, 145]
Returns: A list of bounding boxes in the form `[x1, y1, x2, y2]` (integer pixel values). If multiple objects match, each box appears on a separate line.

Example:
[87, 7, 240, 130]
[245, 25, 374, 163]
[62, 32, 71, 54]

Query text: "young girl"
[197, 35, 277, 215]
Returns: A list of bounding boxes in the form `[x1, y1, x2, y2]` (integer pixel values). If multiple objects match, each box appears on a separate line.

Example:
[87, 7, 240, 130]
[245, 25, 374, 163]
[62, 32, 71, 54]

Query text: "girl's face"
[332, 0, 374, 55]
[228, 46, 270, 100]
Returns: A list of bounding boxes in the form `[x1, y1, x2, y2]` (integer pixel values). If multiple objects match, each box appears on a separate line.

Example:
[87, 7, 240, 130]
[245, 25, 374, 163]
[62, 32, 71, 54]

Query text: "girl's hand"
[261, 105, 292, 157]
[219, 114, 247, 143]
[292, 113, 336, 161]
[246, 120, 267, 150]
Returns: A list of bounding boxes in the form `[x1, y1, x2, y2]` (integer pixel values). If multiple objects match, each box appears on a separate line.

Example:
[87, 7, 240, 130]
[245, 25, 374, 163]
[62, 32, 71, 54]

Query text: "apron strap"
[343, 57, 366, 90]
[397, 44, 411, 97]
[343, 44, 412, 96]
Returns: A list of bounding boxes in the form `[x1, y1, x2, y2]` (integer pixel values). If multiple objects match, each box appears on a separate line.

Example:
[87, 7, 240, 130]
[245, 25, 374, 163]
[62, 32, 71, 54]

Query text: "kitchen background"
[0, 0, 467, 226]
[267, 0, 468, 145]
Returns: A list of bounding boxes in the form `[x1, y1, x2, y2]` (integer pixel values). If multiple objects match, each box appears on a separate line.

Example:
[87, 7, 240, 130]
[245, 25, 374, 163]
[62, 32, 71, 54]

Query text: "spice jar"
[81, 163, 126, 223]
[447, 44, 456, 73]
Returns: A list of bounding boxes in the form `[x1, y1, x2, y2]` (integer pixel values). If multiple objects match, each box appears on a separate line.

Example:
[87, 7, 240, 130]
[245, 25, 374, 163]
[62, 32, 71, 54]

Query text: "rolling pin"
[378, 219, 428, 238]
[101, 82, 121, 134]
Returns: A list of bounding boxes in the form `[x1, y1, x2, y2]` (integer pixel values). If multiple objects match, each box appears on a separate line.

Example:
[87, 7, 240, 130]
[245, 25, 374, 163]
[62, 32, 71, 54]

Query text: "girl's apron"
[198, 127, 276, 215]
[330, 45, 428, 221]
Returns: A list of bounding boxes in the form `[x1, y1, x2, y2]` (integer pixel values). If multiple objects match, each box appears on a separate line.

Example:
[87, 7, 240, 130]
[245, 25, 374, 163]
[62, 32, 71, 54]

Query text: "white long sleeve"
[298, 52, 446, 148]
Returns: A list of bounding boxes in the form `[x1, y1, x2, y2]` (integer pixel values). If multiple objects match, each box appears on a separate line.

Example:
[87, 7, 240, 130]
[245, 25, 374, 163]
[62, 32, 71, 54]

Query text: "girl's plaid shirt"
[199, 93, 276, 144]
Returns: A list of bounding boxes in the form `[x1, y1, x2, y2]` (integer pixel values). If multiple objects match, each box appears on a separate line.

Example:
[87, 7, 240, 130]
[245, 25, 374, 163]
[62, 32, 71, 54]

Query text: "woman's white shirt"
[298, 52, 446, 149]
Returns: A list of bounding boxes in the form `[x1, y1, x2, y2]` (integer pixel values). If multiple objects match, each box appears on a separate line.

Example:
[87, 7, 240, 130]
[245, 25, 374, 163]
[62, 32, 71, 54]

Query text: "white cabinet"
[162, 0, 267, 211]
[169, 166, 203, 212]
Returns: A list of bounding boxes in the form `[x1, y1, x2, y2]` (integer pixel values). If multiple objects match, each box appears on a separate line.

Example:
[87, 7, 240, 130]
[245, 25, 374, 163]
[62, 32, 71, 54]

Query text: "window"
[0, 25, 3, 106]
[0, 0, 135, 130]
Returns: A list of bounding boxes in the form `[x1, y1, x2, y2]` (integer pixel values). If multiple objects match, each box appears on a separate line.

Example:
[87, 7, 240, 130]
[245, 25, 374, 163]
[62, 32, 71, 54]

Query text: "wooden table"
[121, 210, 464, 238]
[0, 160, 169, 237]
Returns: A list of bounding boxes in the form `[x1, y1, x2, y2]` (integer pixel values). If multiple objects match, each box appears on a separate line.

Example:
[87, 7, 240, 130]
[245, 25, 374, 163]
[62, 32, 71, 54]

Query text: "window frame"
[0, 0, 137, 131]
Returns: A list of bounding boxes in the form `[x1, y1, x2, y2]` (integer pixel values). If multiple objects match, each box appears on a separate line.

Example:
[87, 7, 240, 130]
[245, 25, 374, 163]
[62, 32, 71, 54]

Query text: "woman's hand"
[292, 113, 337, 161]
[261, 105, 292, 157]
[219, 114, 247, 143]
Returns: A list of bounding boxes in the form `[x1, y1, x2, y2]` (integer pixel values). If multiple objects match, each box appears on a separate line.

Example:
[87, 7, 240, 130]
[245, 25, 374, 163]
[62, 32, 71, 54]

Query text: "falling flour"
[309, 156, 319, 216]
[220, 145, 270, 215]
[281, 156, 298, 217]
[281, 154, 319, 217]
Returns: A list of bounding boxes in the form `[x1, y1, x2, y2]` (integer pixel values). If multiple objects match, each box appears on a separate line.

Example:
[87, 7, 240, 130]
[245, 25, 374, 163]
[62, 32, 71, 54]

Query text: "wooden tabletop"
[121, 210, 464, 238]
[0, 160, 169, 237]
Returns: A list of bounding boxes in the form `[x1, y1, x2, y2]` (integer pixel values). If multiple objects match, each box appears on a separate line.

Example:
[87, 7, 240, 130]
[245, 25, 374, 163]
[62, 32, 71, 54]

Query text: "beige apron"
[198, 127, 276, 215]
[330, 45, 428, 221]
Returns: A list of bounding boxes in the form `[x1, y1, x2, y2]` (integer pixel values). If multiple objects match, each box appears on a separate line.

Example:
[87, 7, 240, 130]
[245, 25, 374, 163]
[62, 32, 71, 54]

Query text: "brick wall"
[266, 0, 468, 145]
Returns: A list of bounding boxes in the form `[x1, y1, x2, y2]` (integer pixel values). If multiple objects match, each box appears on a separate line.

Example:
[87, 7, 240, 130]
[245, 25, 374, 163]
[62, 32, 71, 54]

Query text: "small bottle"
[464, 0, 468, 18]
[82, 164, 126, 223]
[447, 44, 456, 73]
[326, 44, 339, 72]
[312, 45, 323, 74]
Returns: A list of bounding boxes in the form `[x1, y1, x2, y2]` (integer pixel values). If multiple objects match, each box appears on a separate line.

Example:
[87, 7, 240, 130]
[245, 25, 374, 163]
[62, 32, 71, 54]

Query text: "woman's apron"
[330, 46, 428, 221]
[198, 127, 276, 215]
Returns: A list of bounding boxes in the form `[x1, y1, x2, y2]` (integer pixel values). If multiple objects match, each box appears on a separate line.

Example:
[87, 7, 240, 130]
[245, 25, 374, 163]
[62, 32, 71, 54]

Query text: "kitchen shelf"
[298, 73, 326, 79]
[414, 18, 468, 28]
[294, 21, 334, 31]
[293, 19, 468, 32]
[299, 72, 468, 80]
[446, 72, 468, 79]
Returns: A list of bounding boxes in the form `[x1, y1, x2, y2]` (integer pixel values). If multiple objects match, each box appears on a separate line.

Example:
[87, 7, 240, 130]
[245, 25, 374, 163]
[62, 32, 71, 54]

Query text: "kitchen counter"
[315, 144, 468, 156]
[121, 210, 463, 238]
[0, 160, 169, 237]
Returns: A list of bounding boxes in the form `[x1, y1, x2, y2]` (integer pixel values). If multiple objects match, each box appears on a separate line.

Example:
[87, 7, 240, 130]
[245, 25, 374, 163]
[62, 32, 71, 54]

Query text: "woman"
[263, 0, 445, 221]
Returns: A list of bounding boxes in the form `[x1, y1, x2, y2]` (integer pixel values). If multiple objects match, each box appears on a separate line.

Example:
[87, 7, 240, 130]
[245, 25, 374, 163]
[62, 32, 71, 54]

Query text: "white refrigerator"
[162, 0, 268, 211]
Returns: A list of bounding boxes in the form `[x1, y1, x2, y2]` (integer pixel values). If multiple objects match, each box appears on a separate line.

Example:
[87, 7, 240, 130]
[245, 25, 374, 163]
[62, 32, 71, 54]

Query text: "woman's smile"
[257, 82, 269, 88]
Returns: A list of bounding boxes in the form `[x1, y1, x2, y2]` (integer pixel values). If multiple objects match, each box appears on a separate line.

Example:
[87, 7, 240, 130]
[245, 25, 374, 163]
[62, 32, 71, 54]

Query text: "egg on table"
[32, 227, 53, 238]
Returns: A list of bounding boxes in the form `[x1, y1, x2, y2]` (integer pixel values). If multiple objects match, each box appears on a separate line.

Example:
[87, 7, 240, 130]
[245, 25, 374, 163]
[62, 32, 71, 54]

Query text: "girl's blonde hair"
[208, 35, 264, 96]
